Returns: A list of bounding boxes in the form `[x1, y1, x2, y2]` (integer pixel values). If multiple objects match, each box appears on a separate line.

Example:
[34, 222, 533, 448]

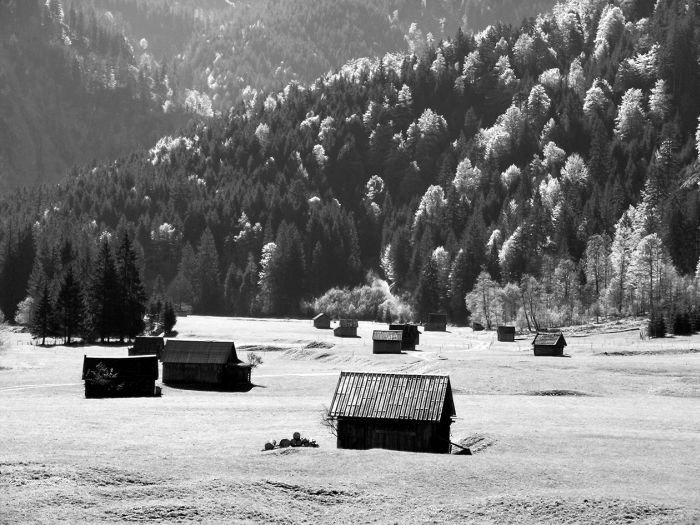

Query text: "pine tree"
[88, 239, 120, 343]
[56, 266, 83, 344]
[115, 231, 147, 341]
[415, 256, 441, 320]
[30, 278, 55, 346]
[194, 228, 222, 314]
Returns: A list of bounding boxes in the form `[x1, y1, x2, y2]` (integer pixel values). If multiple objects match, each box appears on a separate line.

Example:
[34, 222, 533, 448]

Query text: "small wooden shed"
[497, 326, 516, 342]
[313, 313, 331, 329]
[328, 371, 456, 453]
[334, 319, 358, 337]
[162, 340, 251, 389]
[372, 330, 403, 354]
[424, 313, 447, 332]
[389, 324, 421, 350]
[532, 332, 567, 356]
[128, 336, 165, 359]
[82, 355, 159, 398]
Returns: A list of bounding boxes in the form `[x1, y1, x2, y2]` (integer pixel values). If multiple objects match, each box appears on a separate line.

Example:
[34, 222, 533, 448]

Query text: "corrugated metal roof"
[532, 332, 566, 346]
[162, 340, 241, 364]
[372, 330, 402, 341]
[328, 372, 455, 422]
[339, 319, 358, 328]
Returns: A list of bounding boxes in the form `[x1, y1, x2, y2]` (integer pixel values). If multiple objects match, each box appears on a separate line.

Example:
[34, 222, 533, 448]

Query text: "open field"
[1, 317, 700, 524]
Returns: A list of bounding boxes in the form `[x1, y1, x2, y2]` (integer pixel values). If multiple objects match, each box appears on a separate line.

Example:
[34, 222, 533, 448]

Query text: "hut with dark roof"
[162, 340, 251, 389]
[313, 313, 331, 329]
[328, 372, 456, 453]
[128, 336, 165, 359]
[389, 324, 421, 350]
[497, 326, 516, 342]
[334, 319, 358, 337]
[372, 330, 403, 354]
[424, 313, 447, 332]
[82, 355, 159, 398]
[532, 332, 567, 356]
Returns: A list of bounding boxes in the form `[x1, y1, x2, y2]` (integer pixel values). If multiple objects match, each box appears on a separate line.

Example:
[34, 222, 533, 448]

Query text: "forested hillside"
[2, 0, 700, 331]
[0, 0, 189, 189]
[77, 0, 559, 113]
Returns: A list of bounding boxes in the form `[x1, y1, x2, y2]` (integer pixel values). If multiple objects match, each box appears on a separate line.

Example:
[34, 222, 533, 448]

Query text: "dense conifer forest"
[2, 0, 700, 332]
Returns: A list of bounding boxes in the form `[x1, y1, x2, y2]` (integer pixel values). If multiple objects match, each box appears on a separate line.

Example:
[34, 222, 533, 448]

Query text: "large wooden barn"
[532, 332, 567, 356]
[424, 313, 447, 332]
[389, 324, 420, 350]
[334, 319, 358, 337]
[328, 372, 456, 453]
[372, 330, 403, 354]
[497, 326, 515, 342]
[82, 355, 159, 398]
[162, 340, 251, 389]
[128, 336, 165, 358]
[313, 313, 331, 329]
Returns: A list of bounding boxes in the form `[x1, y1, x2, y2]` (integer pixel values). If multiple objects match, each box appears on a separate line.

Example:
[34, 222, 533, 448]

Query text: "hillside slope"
[0, 0, 188, 190]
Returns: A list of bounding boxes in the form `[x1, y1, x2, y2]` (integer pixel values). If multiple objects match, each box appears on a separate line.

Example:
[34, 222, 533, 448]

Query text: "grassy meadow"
[1, 316, 699, 524]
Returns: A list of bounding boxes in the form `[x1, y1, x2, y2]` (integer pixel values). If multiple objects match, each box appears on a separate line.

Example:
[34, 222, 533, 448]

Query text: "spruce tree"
[88, 239, 120, 343]
[194, 228, 222, 314]
[116, 231, 147, 342]
[30, 279, 55, 346]
[56, 266, 83, 344]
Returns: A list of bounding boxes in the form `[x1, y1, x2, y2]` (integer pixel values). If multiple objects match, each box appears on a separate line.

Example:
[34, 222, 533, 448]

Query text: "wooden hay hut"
[334, 319, 358, 337]
[162, 340, 251, 389]
[313, 313, 331, 329]
[497, 326, 516, 342]
[328, 371, 456, 453]
[532, 332, 567, 356]
[389, 324, 421, 350]
[372, 330, 403, 354]
[82, 355, 158, 398]
[424, 313, 447, 332]
[128, 336, 165, 358]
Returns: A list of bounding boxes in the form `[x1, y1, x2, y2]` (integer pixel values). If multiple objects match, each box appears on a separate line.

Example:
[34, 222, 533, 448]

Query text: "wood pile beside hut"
[313, 313, 331, 329]
[328, 372, 456, 453]
[389, 324, 421, 350]
[532, 332, 567, 356]
[82, 355, 159, 398]
[128, 336, 165, 359]
[162, 340, 251, 389]
[424, 313, 447, 332]
[497, 326, 516, 342]
[334, 319, 358, 337]
[372, 330, 402, 354]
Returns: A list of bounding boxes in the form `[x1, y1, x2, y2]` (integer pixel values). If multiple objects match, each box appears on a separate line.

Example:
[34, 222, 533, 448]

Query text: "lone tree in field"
[465, 270, 501, 329]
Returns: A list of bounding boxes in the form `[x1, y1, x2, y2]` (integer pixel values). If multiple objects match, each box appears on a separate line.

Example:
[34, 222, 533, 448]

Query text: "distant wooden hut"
[497, 326, 515, 342]
[328, 372, 456, 453]
[313, 313, 331, 329]
[372, 330, 403, 354]
[334, 319, 358, 337]
[82, 355, 159, 398]
[162, 340, 251, 389]
[389, 324, 421, 350]
[128, 336, 165, 359]
[424, 313, 447, 332]
[532, 332, 567, 356]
